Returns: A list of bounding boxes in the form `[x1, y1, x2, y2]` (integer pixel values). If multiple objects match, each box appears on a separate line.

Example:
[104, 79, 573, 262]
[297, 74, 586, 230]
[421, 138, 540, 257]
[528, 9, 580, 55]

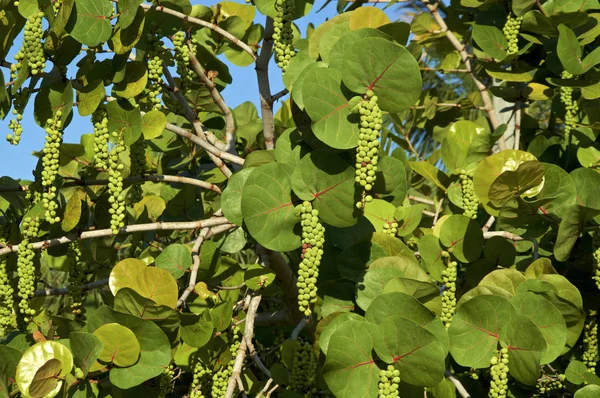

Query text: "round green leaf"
[16, 341, 73, 398]
[66, 0, 113, 47]
[510, 292, 567, 364]
[441, 120, 489, 172]
[488, 161, 545, 208]
[221, 168, 253, 226]
[112, 61, 148, 99]
[328, 28, 391, 71]
[373, 316, 446, 387]
[499, 314, 546, 385]
[318, 312, 366, 356]
[479, 269, 526, 296]
[448, 295, 517, 369]
[349, 7, 390, 30]
[418, 234, 446, 282]
[363, 199, 396, 232]
[93, 323, 141, 367]
[575, 385, 600, 397]
[292, 150, 358, 227]
[109, 258, 179, 308]
[155, 243, 192, 279]
[69, 332, 103, 377]
[87, 306, 171, 389]
[244, 264, 276, 290]
[473, 150, 541, 216]
[565, 360, 588, 385]
[29, 359, 63, 398]
[341, 37, 422, 113]
[106, 99, 143, 146]
[141, 110, 167, 139]
[322, 321, 379, 398]
[302, 68, 359, 149]
[241, 163, 300, 252]
[439, 215, 484, 263]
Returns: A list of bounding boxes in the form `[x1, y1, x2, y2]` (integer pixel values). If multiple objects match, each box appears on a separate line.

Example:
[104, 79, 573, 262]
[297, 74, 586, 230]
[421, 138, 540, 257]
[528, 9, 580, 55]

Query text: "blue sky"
[0, 0, 394, 180]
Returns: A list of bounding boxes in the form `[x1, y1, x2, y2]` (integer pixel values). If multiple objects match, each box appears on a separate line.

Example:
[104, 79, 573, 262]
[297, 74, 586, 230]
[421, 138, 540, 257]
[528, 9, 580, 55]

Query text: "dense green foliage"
[1, 0, 600, 397]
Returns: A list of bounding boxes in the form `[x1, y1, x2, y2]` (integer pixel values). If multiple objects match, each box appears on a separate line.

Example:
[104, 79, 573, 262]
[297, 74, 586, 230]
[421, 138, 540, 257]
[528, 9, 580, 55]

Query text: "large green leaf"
[557, 24, 600, 75]
[106, 99, 143, 146]
[473, 150, 542, 216]
[66, 0, 113, 47]
[113, 288, 180, 339]
[554, 205, 600, 261]
[373, 316, 446, 387]
[341, 37, 422, 113]
[322, 321, 379, 398]
[16, 341, 73, 398]
[93, 323, 141, 367]
[87, 306, 171, 389]
[439, 215, 484, 263]
[292, 150, 358, 227]
[221, 168, 253, 226]
[33, 80, 74, 128]
[109, 258, 179, 308]
[69, 332, 102, 377]
[155, 243, 192, 279]
[441, 120, 490, 172]
[488, 161, 545, 208]
[448, 295, 517, 368]
[510, 293, 567, 364]
[241, 163, 299, 251]
[302, 68, 359, 149]
[472, 24, 509, 60]
[499, 314, 546, 385]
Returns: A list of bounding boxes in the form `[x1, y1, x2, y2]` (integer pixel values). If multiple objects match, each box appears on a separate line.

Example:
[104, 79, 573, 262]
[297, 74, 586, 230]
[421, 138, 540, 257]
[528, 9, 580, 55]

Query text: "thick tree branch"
[421, 0, 504, 149]
[255, 17, 276, 150]
[0, 174, 222, 194]
[0, 217, 231, 257]
[140, 3, 257, 60]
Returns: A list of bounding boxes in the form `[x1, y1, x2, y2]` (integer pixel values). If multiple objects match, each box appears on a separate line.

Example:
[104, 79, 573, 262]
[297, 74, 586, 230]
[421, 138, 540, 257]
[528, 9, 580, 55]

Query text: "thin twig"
[408, 195, 435, 206]
[433, 198, 444, 225]
[32, 278, 109, 297]
[176, 227, 211, 308]
[483, 230, 524, 241]
[185, 40, 239, 158]
[514, 101, 521, 150]
[256, 379, 275, 398]
[162, 66, 234, 178]
[291, 317, 308, 339]
[140, 3, 257, 60]
[225, 295, 262, 398]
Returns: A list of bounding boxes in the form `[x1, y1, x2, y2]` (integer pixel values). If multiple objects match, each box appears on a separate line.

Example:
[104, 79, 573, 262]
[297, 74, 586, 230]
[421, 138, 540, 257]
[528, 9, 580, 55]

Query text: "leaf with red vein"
[448, 295, 517, 369]
[322, 321, 379, 398]
[373, 315, 446, 387]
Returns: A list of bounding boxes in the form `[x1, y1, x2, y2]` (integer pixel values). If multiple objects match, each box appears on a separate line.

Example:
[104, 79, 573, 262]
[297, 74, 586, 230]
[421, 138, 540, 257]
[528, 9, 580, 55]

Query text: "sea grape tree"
[0, 0, 600, 397]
